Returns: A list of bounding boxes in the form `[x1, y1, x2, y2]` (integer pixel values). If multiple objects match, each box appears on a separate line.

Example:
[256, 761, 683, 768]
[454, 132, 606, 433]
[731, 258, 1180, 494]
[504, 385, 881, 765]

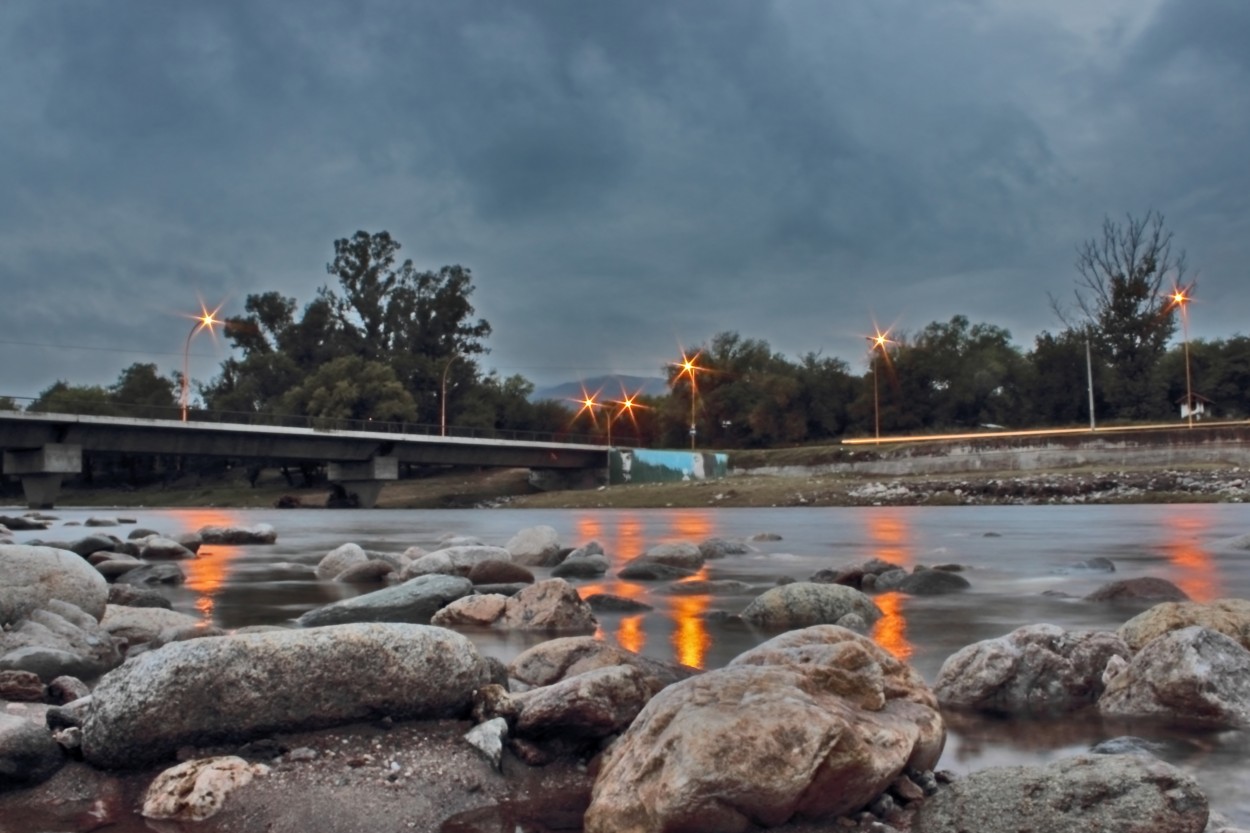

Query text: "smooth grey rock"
[197, 524, 276, 545]
[401, 546, 513, 579]
[68, 535, 118, 557]
[106, 584, 173, 609]
[910, 754, 1207, 833]
[552, 549, 611, 579]
[639, 542, 704, 569]
[617, 561, 698, 581]
[584, 594, 653, 613]
[897, 570, 970, 595]
[465, 717, 508, 771]
[295, 574, 473, 627]
[0, 711, 66, 790]
[114, 562, 185, 586]
[1085, 577, 1189, 604]
[0, 545, 110, 624]
[698, 537, 754, 558]
[739, 582, 883, 630]
[506, 526, 563, 567]
[137, 537, 197, 560]
[334, 560, 395, 583]
[82, 623, 489, 769]
[314, 543, 367, 580]
[100, 605, 206, 648]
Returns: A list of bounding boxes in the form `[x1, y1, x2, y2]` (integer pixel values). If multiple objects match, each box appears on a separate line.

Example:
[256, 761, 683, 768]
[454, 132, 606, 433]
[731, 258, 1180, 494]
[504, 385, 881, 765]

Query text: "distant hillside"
[531, 375, 668, 403]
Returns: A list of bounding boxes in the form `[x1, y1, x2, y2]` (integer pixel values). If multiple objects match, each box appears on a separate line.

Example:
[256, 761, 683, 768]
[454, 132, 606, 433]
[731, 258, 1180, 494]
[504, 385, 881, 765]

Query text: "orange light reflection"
[166, 509, 247, 624]
[864, 510, 914, 659]
[1161, 506, 1220, 602]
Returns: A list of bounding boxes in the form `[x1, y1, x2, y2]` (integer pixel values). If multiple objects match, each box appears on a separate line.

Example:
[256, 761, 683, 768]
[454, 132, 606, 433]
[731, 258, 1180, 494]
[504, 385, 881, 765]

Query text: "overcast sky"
[2, 0, 1247, 400]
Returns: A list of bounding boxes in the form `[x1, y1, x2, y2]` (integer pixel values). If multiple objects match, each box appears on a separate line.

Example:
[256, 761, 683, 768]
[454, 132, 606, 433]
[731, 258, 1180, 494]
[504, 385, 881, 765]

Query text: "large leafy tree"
[279, 356, 418, 424]
[110, 363, 178, 419]
[1057, 211, 1190, 420]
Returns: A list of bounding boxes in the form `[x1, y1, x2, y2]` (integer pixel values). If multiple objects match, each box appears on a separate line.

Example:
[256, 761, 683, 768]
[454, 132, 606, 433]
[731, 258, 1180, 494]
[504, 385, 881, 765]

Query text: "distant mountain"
[531, 374, 669, 403]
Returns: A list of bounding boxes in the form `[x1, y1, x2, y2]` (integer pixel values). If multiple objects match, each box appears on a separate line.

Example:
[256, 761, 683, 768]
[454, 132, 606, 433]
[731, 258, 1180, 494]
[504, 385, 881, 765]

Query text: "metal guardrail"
[0, 396, 602, 446]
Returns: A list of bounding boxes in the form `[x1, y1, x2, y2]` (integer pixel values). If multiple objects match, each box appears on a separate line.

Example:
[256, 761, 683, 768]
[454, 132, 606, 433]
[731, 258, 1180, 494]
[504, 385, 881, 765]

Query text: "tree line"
[14, 214, 1246, 451]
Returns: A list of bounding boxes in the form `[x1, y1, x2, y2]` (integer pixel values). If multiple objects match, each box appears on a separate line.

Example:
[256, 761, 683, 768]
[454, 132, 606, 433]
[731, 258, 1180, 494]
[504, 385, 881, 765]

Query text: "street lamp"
[440, 353, 459, 436]
[671, 351, 704, 450]
[1169, 286, 1195, 427]
[866, 328, 893, 442]
[181, 305, 224, 422]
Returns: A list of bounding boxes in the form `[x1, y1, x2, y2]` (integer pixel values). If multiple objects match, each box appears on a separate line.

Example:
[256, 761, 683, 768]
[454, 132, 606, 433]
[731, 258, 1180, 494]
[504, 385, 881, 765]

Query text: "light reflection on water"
[24, 503, 1250, 825]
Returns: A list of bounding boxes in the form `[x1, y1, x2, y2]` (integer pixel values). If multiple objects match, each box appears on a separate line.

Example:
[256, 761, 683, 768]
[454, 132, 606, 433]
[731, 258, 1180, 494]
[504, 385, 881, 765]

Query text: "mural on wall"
[609, 449, 728, 486]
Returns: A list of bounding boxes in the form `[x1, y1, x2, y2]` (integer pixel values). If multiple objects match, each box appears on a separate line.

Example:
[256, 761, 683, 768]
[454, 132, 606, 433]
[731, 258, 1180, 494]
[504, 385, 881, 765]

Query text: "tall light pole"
[866, 329, 893, 442]
[672, 351, 704, 450]
[440, 353, 459, 436]
[1170, 287, 1194, 427]
[181, 306, 223, 422]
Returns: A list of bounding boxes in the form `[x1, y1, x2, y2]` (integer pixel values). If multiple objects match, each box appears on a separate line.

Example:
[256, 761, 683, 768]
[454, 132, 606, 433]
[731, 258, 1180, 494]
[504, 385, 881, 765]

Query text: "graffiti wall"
[609, 448, 728, 485]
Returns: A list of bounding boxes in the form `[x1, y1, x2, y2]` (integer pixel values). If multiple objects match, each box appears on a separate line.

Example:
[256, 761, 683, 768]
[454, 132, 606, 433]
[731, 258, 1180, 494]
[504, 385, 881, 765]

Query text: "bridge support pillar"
[327, 456, 398, 509]
[3, 444, 83, 509]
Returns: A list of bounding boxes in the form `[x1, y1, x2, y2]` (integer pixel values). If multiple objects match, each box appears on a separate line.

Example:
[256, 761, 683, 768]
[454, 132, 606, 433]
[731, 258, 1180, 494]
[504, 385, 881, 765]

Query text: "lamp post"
[866, 329, 892, 442]
[181, 308, 223, 422]
[440, 353, 459, 436]
[672, 351, 704, 450]
[1170, 287, 1194, 427]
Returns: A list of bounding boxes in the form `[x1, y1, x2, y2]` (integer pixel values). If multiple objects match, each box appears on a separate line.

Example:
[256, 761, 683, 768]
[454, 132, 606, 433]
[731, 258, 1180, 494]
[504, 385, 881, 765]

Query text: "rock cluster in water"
[1, 514, 1248, 833]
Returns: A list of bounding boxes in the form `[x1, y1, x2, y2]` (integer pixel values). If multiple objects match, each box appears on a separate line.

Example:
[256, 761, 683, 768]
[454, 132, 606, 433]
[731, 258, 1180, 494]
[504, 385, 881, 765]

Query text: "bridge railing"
[0, 397, 605, 446]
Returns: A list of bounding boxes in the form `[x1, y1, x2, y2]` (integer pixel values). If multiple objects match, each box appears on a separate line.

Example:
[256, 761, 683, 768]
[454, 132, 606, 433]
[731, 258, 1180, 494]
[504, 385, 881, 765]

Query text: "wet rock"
[82, 623, 489, 769]
[515, 665, 653, 741]
[509, 635, 698, 694]
[748, 532, 782, 542]
[93, 558, 145, 581]
[47, 675, 90, 705]
[698, 537, 755, 558]
[106, 584, 172, 609]
[127, 527, 162, 540]
[1085, 577, 1189, 604]
[0, 711, 66, 791]
[584, 593, 652, 613]
[142, 756, 269, 821]
[639, 542, 704, 570]
[935, 624, 1130, 714]
[400, 545, 514, 579]
[617, 560, 698, 581]
[314, 543, 368, 580]
[136, 537, 197, 560]
[295, 574, 473, 627]
[739, 582, 883, 630]
[657, 579, 754, 596]
[84, 518, 118, 528]
[335, 559, 395, 583]
[910, 754, 1208, 833]
[0, 669, 45, 702]
[432, 579, 597, 633]
[585, 626, 944, 832]
[896, 570, 970, 595]
[1099, 626, 1250, 728]
[1119, 598, 1250, 652]
[197, 524, 276, 545]
[552, 548, 610, 578]
[0, 545, 110, 624]
[114, 562, 186, 586]
[467, 560, 534, 585]
[0, 601, 123, 682]
[67, 534, 119, 557]
[506, 526, 563, 567]
[0, 515, 51, 531]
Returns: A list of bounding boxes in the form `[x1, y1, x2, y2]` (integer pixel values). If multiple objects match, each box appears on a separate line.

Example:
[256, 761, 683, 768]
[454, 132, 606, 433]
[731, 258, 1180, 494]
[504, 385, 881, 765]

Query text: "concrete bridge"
[0, 411, 609, 508]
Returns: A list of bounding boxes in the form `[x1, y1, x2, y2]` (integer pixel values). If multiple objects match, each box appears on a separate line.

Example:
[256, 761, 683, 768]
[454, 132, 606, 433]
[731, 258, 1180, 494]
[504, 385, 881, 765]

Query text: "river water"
[28, 504, 1250, 824]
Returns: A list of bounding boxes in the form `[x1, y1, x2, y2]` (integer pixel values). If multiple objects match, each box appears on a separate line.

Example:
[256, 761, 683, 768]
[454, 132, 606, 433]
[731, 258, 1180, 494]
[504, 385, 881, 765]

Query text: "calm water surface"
[32, 504, 1250, 824]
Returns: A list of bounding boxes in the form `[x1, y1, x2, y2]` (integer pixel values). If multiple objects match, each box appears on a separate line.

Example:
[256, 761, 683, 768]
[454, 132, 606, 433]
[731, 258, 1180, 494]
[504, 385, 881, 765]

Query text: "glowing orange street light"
[1168, 285, 1195, 428]
[609, 390, 649, 448]
[181, 303, 225, 422]
[866, 328, 894, 442]
[671, 351, 705, 449]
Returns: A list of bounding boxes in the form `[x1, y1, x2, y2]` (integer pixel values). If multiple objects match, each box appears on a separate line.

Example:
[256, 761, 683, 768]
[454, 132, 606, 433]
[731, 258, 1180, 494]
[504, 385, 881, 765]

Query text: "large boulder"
[295, 574, 473, 627]
[910, 754, 1208, 833]
[1099, 626, 1250, 728]
[505, 526, 563, 567]
[584, 626, 943, 832]
[1119, 598, 1250, 652]
[935, 624, 1131, 714]
[739, 582, 883, 630]
[0, 545, 109, 624]
[0, 711, 66, 791]
[81, 623, 489, 768]
[508, 635, 698, 694]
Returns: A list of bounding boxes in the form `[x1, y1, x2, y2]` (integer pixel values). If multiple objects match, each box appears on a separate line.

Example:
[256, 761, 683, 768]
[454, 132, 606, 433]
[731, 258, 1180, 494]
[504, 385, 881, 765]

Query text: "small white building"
[1177, 392, 1212, 421]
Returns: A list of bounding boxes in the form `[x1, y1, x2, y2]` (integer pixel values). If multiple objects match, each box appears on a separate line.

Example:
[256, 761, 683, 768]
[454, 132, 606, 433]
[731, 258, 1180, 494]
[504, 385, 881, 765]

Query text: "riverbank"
[33, 458, 1249, 510]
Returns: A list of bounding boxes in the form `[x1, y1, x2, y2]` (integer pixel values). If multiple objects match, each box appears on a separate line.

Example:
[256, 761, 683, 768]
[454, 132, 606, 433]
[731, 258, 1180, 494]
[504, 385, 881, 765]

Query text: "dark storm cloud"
[1, 0, 1247, 400]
